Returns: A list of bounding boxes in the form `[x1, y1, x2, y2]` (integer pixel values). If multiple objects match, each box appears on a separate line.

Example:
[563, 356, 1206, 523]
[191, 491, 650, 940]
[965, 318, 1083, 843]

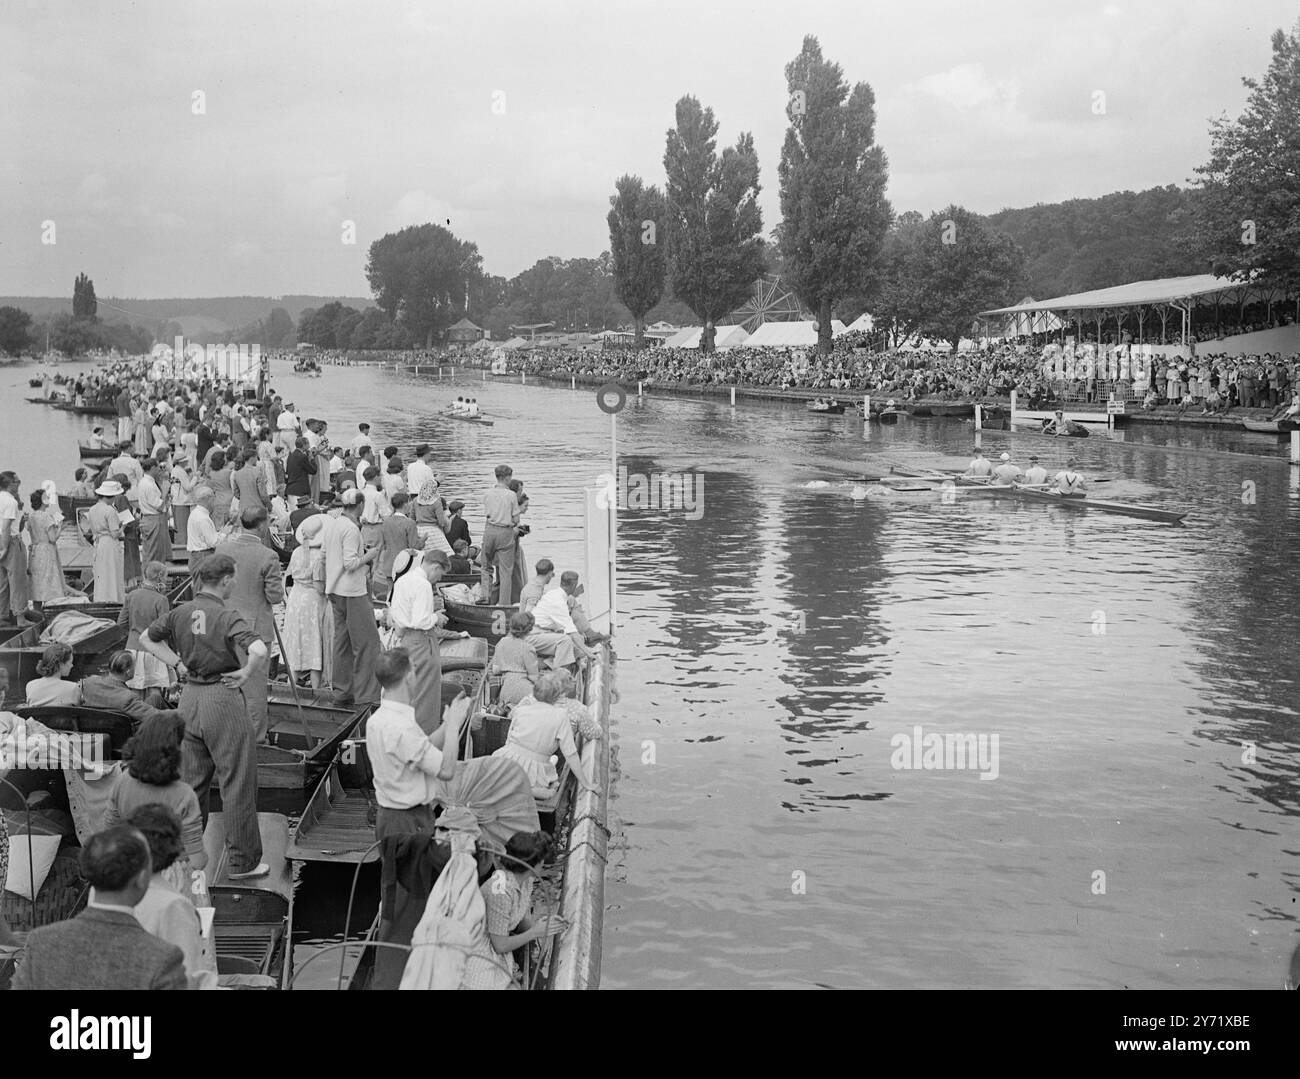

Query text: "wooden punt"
[438, 584, 516, 642]
[0, 617, 129, 708]
[203, 811, 293, 984]
[444, 410, 495, 426]
[67, 403, 117, 417]
[287, 658, 490, 865]
[908, 400, 974, 418]
[877, 409, 905, 425]
[205, 687, 369, 816]
[77, 444, 116, 458]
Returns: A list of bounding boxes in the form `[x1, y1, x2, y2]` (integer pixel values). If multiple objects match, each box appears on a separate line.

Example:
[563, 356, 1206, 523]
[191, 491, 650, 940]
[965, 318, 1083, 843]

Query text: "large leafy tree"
[880, 207, 1025, 349]
[778, 35, 892, 355]
[0, 306, 34, 355]
[365, 224, 484, 347]
[72, 273, 97, 320]
[1193, 21, 1300, 292]
[663, 96, 766, 353]
[607, 175, 667, 348]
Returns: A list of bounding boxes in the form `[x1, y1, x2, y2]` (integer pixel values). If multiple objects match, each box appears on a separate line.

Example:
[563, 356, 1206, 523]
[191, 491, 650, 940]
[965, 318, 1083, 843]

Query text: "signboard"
[1107, 398, 1126, 415]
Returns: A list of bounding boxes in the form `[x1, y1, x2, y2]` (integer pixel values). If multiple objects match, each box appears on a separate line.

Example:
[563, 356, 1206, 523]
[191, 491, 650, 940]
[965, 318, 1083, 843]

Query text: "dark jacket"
[78, 675, 169, 726]
[214, 533, 285, 642]
[13, 906, 187, 990]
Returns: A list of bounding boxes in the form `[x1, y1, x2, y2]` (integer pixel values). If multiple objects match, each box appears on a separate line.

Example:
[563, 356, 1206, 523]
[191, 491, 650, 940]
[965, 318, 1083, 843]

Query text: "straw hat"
[295, 515, 326, 548]
[391, 548, 423, 581]
[95, 480, 124, 497]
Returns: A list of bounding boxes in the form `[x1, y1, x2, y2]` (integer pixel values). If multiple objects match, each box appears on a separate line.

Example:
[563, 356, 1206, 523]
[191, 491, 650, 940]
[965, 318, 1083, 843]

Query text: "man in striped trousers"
[140, 553, 269, 878]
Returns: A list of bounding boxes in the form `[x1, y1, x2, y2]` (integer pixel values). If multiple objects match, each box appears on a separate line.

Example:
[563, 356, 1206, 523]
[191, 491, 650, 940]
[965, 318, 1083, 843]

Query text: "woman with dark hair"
[25, 642, 79, 706]
[106, 714, 206, 876]
[126, 804, 217, 989]
[25, 487, 75, 609]
[461, 830, 564, 990]
[119, 561, 174, 707]
[79, 650, 169, 726]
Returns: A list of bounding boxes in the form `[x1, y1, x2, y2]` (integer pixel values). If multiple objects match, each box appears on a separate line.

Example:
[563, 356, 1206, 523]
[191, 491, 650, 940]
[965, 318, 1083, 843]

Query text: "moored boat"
[1241, 417, 1300, 434]
[438, 584, 516, 640]
[78, 443, 116, 458]
[806, 400, 847, 414]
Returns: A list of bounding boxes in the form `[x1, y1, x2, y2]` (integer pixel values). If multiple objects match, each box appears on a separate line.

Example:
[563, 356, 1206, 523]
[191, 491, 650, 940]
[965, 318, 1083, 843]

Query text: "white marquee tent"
[663, 325, 751, 349]
[744, 320, 848, 347]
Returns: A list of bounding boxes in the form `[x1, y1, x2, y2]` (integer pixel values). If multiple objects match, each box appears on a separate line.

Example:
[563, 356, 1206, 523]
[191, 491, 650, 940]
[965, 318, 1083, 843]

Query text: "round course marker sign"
[596, 383, 627, 414]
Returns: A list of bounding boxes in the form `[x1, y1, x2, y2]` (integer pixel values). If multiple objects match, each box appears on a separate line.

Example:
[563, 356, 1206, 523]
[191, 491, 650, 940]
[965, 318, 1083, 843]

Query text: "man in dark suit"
[13, 825, 186, 991]
[215, 506, 284, 742]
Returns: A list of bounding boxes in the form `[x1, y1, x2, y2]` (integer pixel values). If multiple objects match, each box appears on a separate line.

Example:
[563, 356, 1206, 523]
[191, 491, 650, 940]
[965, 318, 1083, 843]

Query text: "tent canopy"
[846, 312, 874, 333]
[744, 320, 847, 347]
[663, 325, 750, 349]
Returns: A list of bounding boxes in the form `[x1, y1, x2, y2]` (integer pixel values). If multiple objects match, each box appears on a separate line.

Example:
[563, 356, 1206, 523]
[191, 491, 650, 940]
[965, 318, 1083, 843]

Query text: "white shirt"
[389, 569, 437, 631]
[360, 485, 388, 524]
[365, 698, 444, 810]
[532, 585, 578, 635]
[0, 490, 18, 528]
[407, 459, 434, 495]
[276, 411, 299, 431]
[355, 461, 373, 490]
[1055, 470, 1086, 495]
[350, 434, 373, 454]
[187, 504, 220, 551]
[137, 473, 165, 515]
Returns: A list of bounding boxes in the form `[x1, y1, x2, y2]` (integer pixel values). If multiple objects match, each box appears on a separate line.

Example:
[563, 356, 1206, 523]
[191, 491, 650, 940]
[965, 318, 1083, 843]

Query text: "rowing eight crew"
[963, 448, 1088, 498]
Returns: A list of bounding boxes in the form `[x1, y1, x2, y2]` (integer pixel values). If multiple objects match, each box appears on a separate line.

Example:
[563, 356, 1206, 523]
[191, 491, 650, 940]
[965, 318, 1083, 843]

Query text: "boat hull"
[444, 411, 495, 426]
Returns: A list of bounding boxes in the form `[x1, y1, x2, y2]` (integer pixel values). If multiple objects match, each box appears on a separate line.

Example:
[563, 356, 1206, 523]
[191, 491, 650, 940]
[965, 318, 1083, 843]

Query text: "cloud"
[910, 63, 1021, 113]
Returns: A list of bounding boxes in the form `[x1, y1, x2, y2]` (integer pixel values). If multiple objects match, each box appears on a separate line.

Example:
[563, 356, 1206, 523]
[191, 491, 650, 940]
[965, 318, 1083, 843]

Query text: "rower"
[1053, 457, 1087, 499]
[963, 447, 993, 479]
[1043, 409, 1068, 436]
[1021, 455, 1048, 486]
[452, 396, 466, 414]
[990, 452, 1021, 487]
[466, 398, 479, 417]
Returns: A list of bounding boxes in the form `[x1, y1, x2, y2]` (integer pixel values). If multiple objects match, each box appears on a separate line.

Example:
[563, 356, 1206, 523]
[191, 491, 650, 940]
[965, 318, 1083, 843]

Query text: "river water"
[5, 358, 1297, 989]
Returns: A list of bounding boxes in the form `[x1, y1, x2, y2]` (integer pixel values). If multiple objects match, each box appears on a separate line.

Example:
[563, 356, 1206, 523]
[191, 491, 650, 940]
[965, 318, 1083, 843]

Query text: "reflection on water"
[4, 361, 1296, 989]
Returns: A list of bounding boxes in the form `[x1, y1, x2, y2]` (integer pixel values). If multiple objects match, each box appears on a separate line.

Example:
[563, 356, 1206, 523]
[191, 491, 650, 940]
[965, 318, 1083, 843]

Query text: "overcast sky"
[1, 0, 1294, 299]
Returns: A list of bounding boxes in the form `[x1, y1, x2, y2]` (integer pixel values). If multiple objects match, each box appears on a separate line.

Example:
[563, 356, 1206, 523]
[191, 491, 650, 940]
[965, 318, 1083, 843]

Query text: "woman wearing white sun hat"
[88, 480, 126, 602]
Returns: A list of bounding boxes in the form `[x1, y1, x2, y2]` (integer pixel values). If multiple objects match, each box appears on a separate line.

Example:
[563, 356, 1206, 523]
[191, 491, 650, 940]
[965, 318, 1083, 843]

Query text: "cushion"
[4, 833, 62, 902]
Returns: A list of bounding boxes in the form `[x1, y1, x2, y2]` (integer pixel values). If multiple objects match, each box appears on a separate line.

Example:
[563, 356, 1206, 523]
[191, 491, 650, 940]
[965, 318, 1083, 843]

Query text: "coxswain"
[1053, 457, 1087, 498]
[963, 447, 993, 478]
[990, 452, 1021, 487]
[1021, 455, 1048, 486]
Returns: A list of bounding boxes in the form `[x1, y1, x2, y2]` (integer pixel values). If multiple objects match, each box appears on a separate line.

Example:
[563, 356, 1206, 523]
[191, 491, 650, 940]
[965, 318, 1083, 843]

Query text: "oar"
[271, 616, 317, 750]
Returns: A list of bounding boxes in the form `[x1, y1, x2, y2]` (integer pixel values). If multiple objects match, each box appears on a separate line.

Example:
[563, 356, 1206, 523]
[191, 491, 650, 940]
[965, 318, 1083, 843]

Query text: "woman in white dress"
[87, 480, 125, 603]
[281, 515, 327, 688]
[492, 671, 597, 802]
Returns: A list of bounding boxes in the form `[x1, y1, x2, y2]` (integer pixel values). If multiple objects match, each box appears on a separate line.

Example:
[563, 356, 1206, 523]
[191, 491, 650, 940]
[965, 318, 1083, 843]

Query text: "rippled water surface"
[6, 359, 1297, 989]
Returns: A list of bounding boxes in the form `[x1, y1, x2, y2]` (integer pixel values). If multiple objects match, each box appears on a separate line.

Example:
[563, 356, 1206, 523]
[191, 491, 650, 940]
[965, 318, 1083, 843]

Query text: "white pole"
[730, 386, 736, 406]
[637, 381, 643, 397]
[610, 411, 618, 635]
[522, 372, 526, 385]
[1291, 429, 1299, 465]
[1010, 389, 1018, 423]
[482, 368, 486, 382]
[974, 403, 982, 430]
[571, 376, 576, 390]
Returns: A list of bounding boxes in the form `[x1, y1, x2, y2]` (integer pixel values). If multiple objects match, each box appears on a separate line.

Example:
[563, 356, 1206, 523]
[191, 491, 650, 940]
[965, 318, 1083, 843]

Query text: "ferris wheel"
[725, 275, 808, 333]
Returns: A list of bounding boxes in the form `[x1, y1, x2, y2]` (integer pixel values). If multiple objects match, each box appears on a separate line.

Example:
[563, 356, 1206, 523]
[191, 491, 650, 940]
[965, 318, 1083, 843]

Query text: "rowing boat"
[951, 475, 1185, 524]
[0, 617, 130, 707]
[438, 584, 515, 640]
[807, 402, 847, 414]
[444, 410, 495, 426]
[78, 444, 116, 458]
[1241, 417, 1300, 434]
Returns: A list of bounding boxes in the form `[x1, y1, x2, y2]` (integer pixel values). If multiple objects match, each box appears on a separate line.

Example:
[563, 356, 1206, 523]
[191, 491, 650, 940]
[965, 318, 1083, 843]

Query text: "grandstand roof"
[744, 319, 848, 347]
[980, 274, 1263, 316]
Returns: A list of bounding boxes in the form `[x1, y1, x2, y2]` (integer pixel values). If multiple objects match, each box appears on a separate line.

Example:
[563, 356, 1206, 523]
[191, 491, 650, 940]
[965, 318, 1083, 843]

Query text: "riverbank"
[397, 362, 1291, 434]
